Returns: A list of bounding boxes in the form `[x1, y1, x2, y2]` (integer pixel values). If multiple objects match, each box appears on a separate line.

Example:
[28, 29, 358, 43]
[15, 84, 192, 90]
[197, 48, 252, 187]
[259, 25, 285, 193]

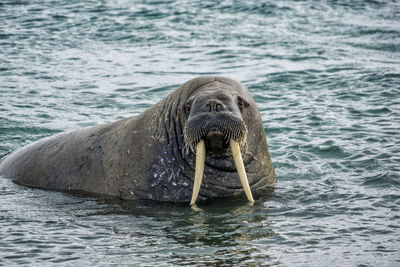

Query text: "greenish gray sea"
[1, 0, 399, 266]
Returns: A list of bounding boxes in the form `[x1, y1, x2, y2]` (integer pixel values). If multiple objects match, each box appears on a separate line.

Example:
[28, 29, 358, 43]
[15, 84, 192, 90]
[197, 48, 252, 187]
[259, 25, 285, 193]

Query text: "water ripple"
[1, 0, 400, 266]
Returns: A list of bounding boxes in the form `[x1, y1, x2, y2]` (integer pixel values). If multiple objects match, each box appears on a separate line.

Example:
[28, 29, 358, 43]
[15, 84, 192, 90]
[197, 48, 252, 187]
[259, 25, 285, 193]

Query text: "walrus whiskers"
[183, 114, 248, 154]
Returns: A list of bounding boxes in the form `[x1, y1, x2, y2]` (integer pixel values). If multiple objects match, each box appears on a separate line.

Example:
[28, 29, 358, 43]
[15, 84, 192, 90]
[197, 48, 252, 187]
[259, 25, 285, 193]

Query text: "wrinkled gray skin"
[0, 77, 276, 202]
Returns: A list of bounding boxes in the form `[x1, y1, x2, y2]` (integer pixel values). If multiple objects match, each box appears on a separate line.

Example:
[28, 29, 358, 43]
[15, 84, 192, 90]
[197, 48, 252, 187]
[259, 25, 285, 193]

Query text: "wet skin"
[0, 76, 276, 203]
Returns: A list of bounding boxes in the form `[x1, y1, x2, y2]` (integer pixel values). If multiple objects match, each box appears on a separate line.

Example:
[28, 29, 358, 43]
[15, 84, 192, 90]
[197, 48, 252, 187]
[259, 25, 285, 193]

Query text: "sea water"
[0, 0, 399, 265]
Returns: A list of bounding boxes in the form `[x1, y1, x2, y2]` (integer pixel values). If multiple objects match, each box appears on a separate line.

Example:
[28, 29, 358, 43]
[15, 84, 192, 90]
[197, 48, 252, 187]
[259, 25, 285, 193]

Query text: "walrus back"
[0, 124, 113, 193]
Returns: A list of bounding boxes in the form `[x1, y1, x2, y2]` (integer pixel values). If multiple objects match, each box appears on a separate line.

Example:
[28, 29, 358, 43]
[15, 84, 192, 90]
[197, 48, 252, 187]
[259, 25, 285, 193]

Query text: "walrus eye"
[185, 103, 191, 113]
[237, 96, 248, 109]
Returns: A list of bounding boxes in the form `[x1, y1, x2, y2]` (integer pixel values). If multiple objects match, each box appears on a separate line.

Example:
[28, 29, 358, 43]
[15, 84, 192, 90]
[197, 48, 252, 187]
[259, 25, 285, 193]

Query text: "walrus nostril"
[205, 100, 225, 113]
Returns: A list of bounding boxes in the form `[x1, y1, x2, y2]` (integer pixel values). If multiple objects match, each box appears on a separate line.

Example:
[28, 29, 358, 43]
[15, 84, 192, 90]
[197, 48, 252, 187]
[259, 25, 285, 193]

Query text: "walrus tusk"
[230, 140, 254, 202]
[190, 140, 206, 205]
[190, 139, 254, 205]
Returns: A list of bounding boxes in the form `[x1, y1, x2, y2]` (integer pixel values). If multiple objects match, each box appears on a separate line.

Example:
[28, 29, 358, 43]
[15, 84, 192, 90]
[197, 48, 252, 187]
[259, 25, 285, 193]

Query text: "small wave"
[362, 172, 400, 187]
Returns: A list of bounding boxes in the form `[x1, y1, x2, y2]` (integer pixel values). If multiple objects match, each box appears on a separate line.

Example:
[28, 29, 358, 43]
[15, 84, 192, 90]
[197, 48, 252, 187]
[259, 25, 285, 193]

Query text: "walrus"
[0, 76, 276, 204]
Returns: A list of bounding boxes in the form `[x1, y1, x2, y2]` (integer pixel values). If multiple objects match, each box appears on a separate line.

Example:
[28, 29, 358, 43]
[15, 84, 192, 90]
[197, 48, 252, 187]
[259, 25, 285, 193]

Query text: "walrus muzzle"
[184, 113, 254, 205]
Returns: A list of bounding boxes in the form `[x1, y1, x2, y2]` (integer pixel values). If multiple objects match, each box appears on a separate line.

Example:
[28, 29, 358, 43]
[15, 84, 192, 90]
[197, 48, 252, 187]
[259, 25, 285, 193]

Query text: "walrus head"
[181, 81, 259, 205]
[183, 89, 248, 154]
[146, 76, 275, 203]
